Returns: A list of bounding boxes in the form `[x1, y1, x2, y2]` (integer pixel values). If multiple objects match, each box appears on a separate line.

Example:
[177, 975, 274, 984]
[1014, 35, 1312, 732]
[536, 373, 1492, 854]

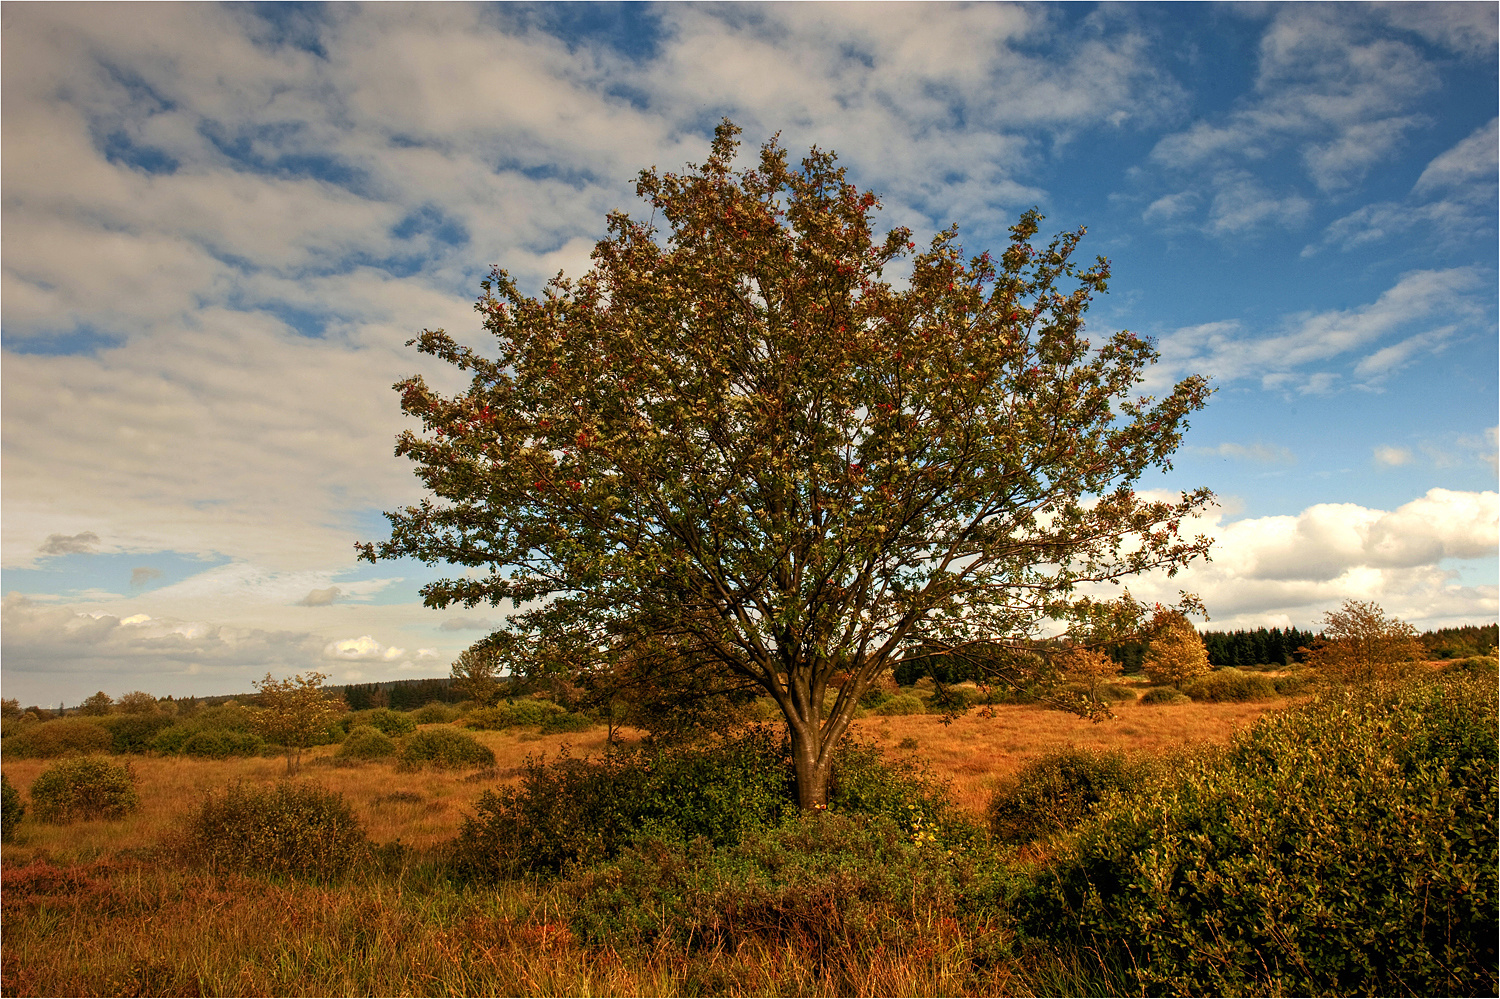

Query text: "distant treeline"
[1419, 624, 1497, 659]
[337, 677, 464, 711]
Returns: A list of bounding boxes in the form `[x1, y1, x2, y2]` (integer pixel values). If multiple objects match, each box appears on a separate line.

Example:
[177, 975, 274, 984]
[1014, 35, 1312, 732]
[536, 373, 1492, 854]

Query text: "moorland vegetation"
[2, 609, 1495, 996]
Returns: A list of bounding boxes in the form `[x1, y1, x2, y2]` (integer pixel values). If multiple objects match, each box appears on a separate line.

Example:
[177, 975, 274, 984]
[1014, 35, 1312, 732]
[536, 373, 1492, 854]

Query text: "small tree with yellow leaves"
[1143, 612, 1211, 688]
[252, 672, 345, 775]
[1304, 599, 1423, 689]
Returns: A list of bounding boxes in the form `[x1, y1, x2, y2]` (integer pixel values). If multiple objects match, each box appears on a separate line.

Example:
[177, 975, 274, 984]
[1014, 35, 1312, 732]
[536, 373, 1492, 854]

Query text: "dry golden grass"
[852, 694, 1285, 814]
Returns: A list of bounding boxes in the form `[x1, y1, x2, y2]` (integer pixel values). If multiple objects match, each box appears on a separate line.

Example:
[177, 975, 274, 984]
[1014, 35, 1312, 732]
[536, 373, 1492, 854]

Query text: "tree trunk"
[788, 721, 831, 809]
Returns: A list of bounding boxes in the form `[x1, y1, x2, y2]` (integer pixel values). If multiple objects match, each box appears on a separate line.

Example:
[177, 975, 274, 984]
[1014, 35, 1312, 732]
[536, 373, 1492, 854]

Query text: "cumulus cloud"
[1111, 489, 1498, 630]
[0, 592, 324, 703]
[323, 635, 407, 662]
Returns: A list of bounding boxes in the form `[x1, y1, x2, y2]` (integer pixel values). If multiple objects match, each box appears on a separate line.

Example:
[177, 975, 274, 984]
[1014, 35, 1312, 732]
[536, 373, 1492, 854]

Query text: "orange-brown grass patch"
[851, 697, 1284, 815]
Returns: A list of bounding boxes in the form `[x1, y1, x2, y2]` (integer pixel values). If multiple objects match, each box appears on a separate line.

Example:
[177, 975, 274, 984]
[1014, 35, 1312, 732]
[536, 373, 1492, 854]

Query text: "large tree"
[360, 122, 1213, 808]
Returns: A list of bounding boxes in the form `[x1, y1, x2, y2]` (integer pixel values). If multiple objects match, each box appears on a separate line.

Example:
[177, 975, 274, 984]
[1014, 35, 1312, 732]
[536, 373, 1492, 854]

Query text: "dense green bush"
[451, 728, 962, 883]
[565, 811, 1014, 954]
[1025, 674, 1498, 997]
[1139, 686, 1190, 705]
[988, 748, 1144, 844]
[181, 780, 367, 881]
[2, 772, 24, 840]
[97, 713, 178, 754]
[398, 727, 496, 769]
[2, 717, 112, 758]
[340, 708, 416, 737]
[1182, 667, 1278, 702]
[334, 725, 396, 762]
[1271, 672, 1310, 696]
[462, 699, 566, 730]
[410, 702, 462, 725]
[29, 757, 139, 823]
[873, 693, 925, 716]
[180, 728, 267, 759]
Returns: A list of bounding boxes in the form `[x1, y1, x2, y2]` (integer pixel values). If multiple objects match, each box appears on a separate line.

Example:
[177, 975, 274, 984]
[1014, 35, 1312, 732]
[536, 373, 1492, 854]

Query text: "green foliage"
[97, 713, 178, 754]
[181, 780, 368, 881]
[2, 772, 24, 840]
[410, 701, 462, 724]
[180, 728, 267, 759]
[565, 811, 1014, 952]
[1025, 674, 1499, 997]
[541, 711, 594, 734]
[29, 757, 139, 823]
[397, 727, 496, 770]
[334, 725, 396, 762]
[1139, 686, 1190, 705]
[358, 122, 1213, 809]
[78, 691, 115, 716]
[988, 749, 1143, 844]
[873, 694, 925, 716]
[1272, 672, 1311, 696]
[1182, 667, 1278, 702]
[341, 708, 416, 737]
[462, 699, 566, 730]
[2, 717, 112, 758]
[451, 729, 960, 883]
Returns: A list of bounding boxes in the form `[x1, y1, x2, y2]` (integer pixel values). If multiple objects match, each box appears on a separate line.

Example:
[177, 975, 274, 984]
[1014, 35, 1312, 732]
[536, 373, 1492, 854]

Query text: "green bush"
[857, 686, 890, 709]
[873, 694, 925, 716]
[341, 708, 416, 737]
[181, 728, 266, 759]
[410, 702, 462, 725]
[462, 699, 566, 730]
[565, 811, 1014, 952]
[1272, 672, 1310, 696]
[2, 772, 24, 840]
[29, 757, 139, 823]
[181, 780, 367, 881]
[1182, 667, 1278, 702]
[1139, 686, 1190, 705]
[451, 728, 963, 883]
[540, 711, 594, 734]
[2, 717, 112, 758]
[1025, 674, 1499, 997]
[988, 748, 1143, 844]
[398, 727, 496, 770]
[335, 725, 397, 762]
[97, 713, 178, 754]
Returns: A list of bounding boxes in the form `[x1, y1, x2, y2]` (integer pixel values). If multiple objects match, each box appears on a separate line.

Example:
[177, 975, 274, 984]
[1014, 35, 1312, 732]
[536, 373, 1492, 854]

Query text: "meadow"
[2, 665, 1495, 997]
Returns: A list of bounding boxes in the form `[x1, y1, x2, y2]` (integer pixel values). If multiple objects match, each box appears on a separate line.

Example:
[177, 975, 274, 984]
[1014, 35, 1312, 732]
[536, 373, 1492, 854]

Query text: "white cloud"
[1374, 445, 1413, 467]
[1110, 489, 1498, 630]
[323, 635, 407, 662]
[1190, 442, 1297, 464]
[1153, 267, 1486, 392]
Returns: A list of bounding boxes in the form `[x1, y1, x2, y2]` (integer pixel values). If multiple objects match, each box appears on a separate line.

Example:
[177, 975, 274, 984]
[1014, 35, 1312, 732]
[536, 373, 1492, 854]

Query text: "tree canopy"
[360, 121, 1213, 808]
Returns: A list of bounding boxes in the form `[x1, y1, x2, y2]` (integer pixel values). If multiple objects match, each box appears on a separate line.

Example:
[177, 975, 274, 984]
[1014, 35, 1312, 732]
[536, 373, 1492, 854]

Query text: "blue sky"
[3, 2, 1495, 706]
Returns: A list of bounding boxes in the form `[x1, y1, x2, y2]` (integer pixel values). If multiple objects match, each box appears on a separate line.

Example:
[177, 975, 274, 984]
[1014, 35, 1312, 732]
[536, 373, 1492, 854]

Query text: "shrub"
[451, 729, 963, 883]
[1139, 686, 1190, 705]
[398, 727, 496, 769]
[29, 757, 139, 823]
[181, 728, 267, 759]
[566, 811, 1014, 951]
[410, 701, 462, 725]
[3, 717, 112, 759]
[926, 686, 974, 713]
[97, 713, 178, 754]
[988, 748, 1143, 844]
[873, 694, 925, 716]
[462, 699, 566, 730]
[341, 707, 416, 737]
[181, 780, 367, 881]
[1025, 674, 1499, 997]
[334, 725, 396, 762]
[541, 711, 594, 734]
[1182, 667, 1278, 702]
[1272, 672, 1310, 696]
[2, 772, 23, 840]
